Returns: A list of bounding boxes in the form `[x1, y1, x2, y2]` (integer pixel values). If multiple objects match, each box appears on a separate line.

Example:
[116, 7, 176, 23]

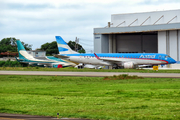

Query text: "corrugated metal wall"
[116, 33, 157, 53]
[158, 30, 180, 61]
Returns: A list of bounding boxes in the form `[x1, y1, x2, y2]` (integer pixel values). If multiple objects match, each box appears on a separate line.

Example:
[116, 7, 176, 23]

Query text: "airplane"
[54, 36, 103, 69]
[16, 39, 76, 68]
[54, 36, 176, 69]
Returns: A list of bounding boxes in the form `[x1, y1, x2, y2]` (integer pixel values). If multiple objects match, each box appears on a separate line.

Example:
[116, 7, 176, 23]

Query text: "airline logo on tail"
[55, 36, 77, 54]
[56, 36, 68, 52]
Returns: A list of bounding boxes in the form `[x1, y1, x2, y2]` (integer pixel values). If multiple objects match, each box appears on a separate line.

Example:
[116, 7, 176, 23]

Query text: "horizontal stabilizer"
[17, 59, 25, 61]
[15, 57, 24, 62]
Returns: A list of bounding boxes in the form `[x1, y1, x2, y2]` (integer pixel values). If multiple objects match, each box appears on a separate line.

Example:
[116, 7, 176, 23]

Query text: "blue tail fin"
[55, 36, 77, 54]
[56, 36, 68, 45]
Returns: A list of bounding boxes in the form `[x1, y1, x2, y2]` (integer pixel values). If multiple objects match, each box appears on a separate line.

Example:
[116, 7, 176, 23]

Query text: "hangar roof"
[94, 9, 180, 34]
[94, 23, 180, 34]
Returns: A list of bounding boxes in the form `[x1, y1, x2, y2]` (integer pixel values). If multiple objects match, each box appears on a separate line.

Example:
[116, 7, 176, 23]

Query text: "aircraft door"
[161, 55, 165, 60]
[158, 55, 162, 60]
[158, 55, 165, 62]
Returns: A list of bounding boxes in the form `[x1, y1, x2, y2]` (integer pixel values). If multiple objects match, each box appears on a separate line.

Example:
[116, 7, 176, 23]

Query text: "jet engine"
[57, 64, 63, 68]
[123, 62, 135, 69]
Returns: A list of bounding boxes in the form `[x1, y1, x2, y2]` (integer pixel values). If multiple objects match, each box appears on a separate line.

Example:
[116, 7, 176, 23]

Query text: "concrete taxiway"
[0, 70, 180, 78]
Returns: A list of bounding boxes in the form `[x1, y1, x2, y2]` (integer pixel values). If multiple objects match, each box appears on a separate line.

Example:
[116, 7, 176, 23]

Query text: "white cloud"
[0, 0, 180, 52]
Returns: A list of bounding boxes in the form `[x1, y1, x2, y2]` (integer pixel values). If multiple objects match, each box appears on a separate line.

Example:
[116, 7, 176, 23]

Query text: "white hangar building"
[94, 9, 180, 62]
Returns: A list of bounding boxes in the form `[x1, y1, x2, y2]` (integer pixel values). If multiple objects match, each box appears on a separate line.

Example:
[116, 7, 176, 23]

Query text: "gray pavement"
[0, 70, 180, 78]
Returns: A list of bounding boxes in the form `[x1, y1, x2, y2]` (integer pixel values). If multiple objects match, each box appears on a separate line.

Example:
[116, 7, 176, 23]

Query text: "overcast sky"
[1, 0, 180, 52]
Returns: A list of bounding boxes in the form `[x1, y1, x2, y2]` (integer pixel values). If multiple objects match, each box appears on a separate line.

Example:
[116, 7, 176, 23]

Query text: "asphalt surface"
[0, 70, 180, 78]
[0, 113, 91, 120]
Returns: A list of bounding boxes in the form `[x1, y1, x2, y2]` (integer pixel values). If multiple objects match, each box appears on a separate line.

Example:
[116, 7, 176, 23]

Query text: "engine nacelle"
[52, 64, 63, 68]
[57, 64, 63, 68]
[123, 62, 134, 69]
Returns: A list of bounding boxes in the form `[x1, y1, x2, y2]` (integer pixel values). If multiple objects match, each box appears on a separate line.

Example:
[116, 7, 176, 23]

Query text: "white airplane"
[54, 36, 176, 69]
[16, 40, 76, 68]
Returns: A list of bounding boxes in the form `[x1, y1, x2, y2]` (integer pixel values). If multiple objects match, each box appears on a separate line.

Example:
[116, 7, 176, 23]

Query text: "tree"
[67, 41, 86, 53]
[40, 41, 59, 56]
[0, 37, 32, 57]
[40, 40, 86, 56]
[0, 38, 17, 53]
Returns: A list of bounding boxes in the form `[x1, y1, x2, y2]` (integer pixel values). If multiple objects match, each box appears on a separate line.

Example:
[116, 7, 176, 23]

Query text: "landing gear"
[77, 63, 84, 69]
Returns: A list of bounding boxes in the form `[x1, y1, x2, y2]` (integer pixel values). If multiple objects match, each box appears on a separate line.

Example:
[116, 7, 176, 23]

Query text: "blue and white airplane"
[54, 36, 176, 69]
[16, 40, 76, 68]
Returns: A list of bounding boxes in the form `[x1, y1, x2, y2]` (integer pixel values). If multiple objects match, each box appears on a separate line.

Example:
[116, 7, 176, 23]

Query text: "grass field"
[1, 66, 180, 73]
[0, 75, 180, 120]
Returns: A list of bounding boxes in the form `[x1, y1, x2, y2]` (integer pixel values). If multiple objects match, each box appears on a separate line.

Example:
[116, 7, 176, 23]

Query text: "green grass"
[0, 75, 180, 119]
[1, 66, 180, 73]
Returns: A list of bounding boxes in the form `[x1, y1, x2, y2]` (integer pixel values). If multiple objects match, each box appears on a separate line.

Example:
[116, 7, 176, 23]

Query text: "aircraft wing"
[94, 53, 124, 62]
[54, 54, 69, 58]
[37, 62, 64, 66]
[94, 53, 137, 64]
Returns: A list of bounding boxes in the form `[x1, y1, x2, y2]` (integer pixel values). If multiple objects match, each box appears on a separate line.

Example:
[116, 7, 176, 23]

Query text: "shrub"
[0, 61, 5, 67]
[103, 74, 143, 80]
[0, 60, 22, 67]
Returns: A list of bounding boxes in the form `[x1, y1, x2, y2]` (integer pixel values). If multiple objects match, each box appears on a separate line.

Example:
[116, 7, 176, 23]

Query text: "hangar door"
[116, 33, 157, 53]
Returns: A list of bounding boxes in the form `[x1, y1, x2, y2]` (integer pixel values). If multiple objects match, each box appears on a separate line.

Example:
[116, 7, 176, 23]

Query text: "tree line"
[0, 37, 86, 57]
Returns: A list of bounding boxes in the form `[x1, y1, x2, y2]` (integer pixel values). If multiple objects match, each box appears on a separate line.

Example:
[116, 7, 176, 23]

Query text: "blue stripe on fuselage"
[59, 53, 173, 64]
[60, 53, 159, 58]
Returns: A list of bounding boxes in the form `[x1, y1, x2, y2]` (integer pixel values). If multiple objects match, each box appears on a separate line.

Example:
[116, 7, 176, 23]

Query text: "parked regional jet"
[54, 36, 176, 69]
[16, 40, 76, 68]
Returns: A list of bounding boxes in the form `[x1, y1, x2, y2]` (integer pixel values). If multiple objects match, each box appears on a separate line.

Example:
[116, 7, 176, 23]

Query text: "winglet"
[15, 56, 20, 62]
[94, 53, 100, 59]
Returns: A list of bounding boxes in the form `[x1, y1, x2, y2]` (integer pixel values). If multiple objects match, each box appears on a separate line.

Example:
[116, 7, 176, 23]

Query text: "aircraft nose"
[171, 58, 176, 64]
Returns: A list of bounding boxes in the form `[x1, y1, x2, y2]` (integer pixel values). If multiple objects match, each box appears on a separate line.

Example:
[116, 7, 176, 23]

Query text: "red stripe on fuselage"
[99, 57, 169, 64]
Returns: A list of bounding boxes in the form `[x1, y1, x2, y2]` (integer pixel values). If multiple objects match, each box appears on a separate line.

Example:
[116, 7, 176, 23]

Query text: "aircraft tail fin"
[16, 40, 34, 60]
[55, 36, 78, 54]
[16, 40, 25, 51]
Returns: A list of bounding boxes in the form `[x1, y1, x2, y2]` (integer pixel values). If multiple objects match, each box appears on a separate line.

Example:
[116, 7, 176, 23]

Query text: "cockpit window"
[165, 55, 171, 58]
